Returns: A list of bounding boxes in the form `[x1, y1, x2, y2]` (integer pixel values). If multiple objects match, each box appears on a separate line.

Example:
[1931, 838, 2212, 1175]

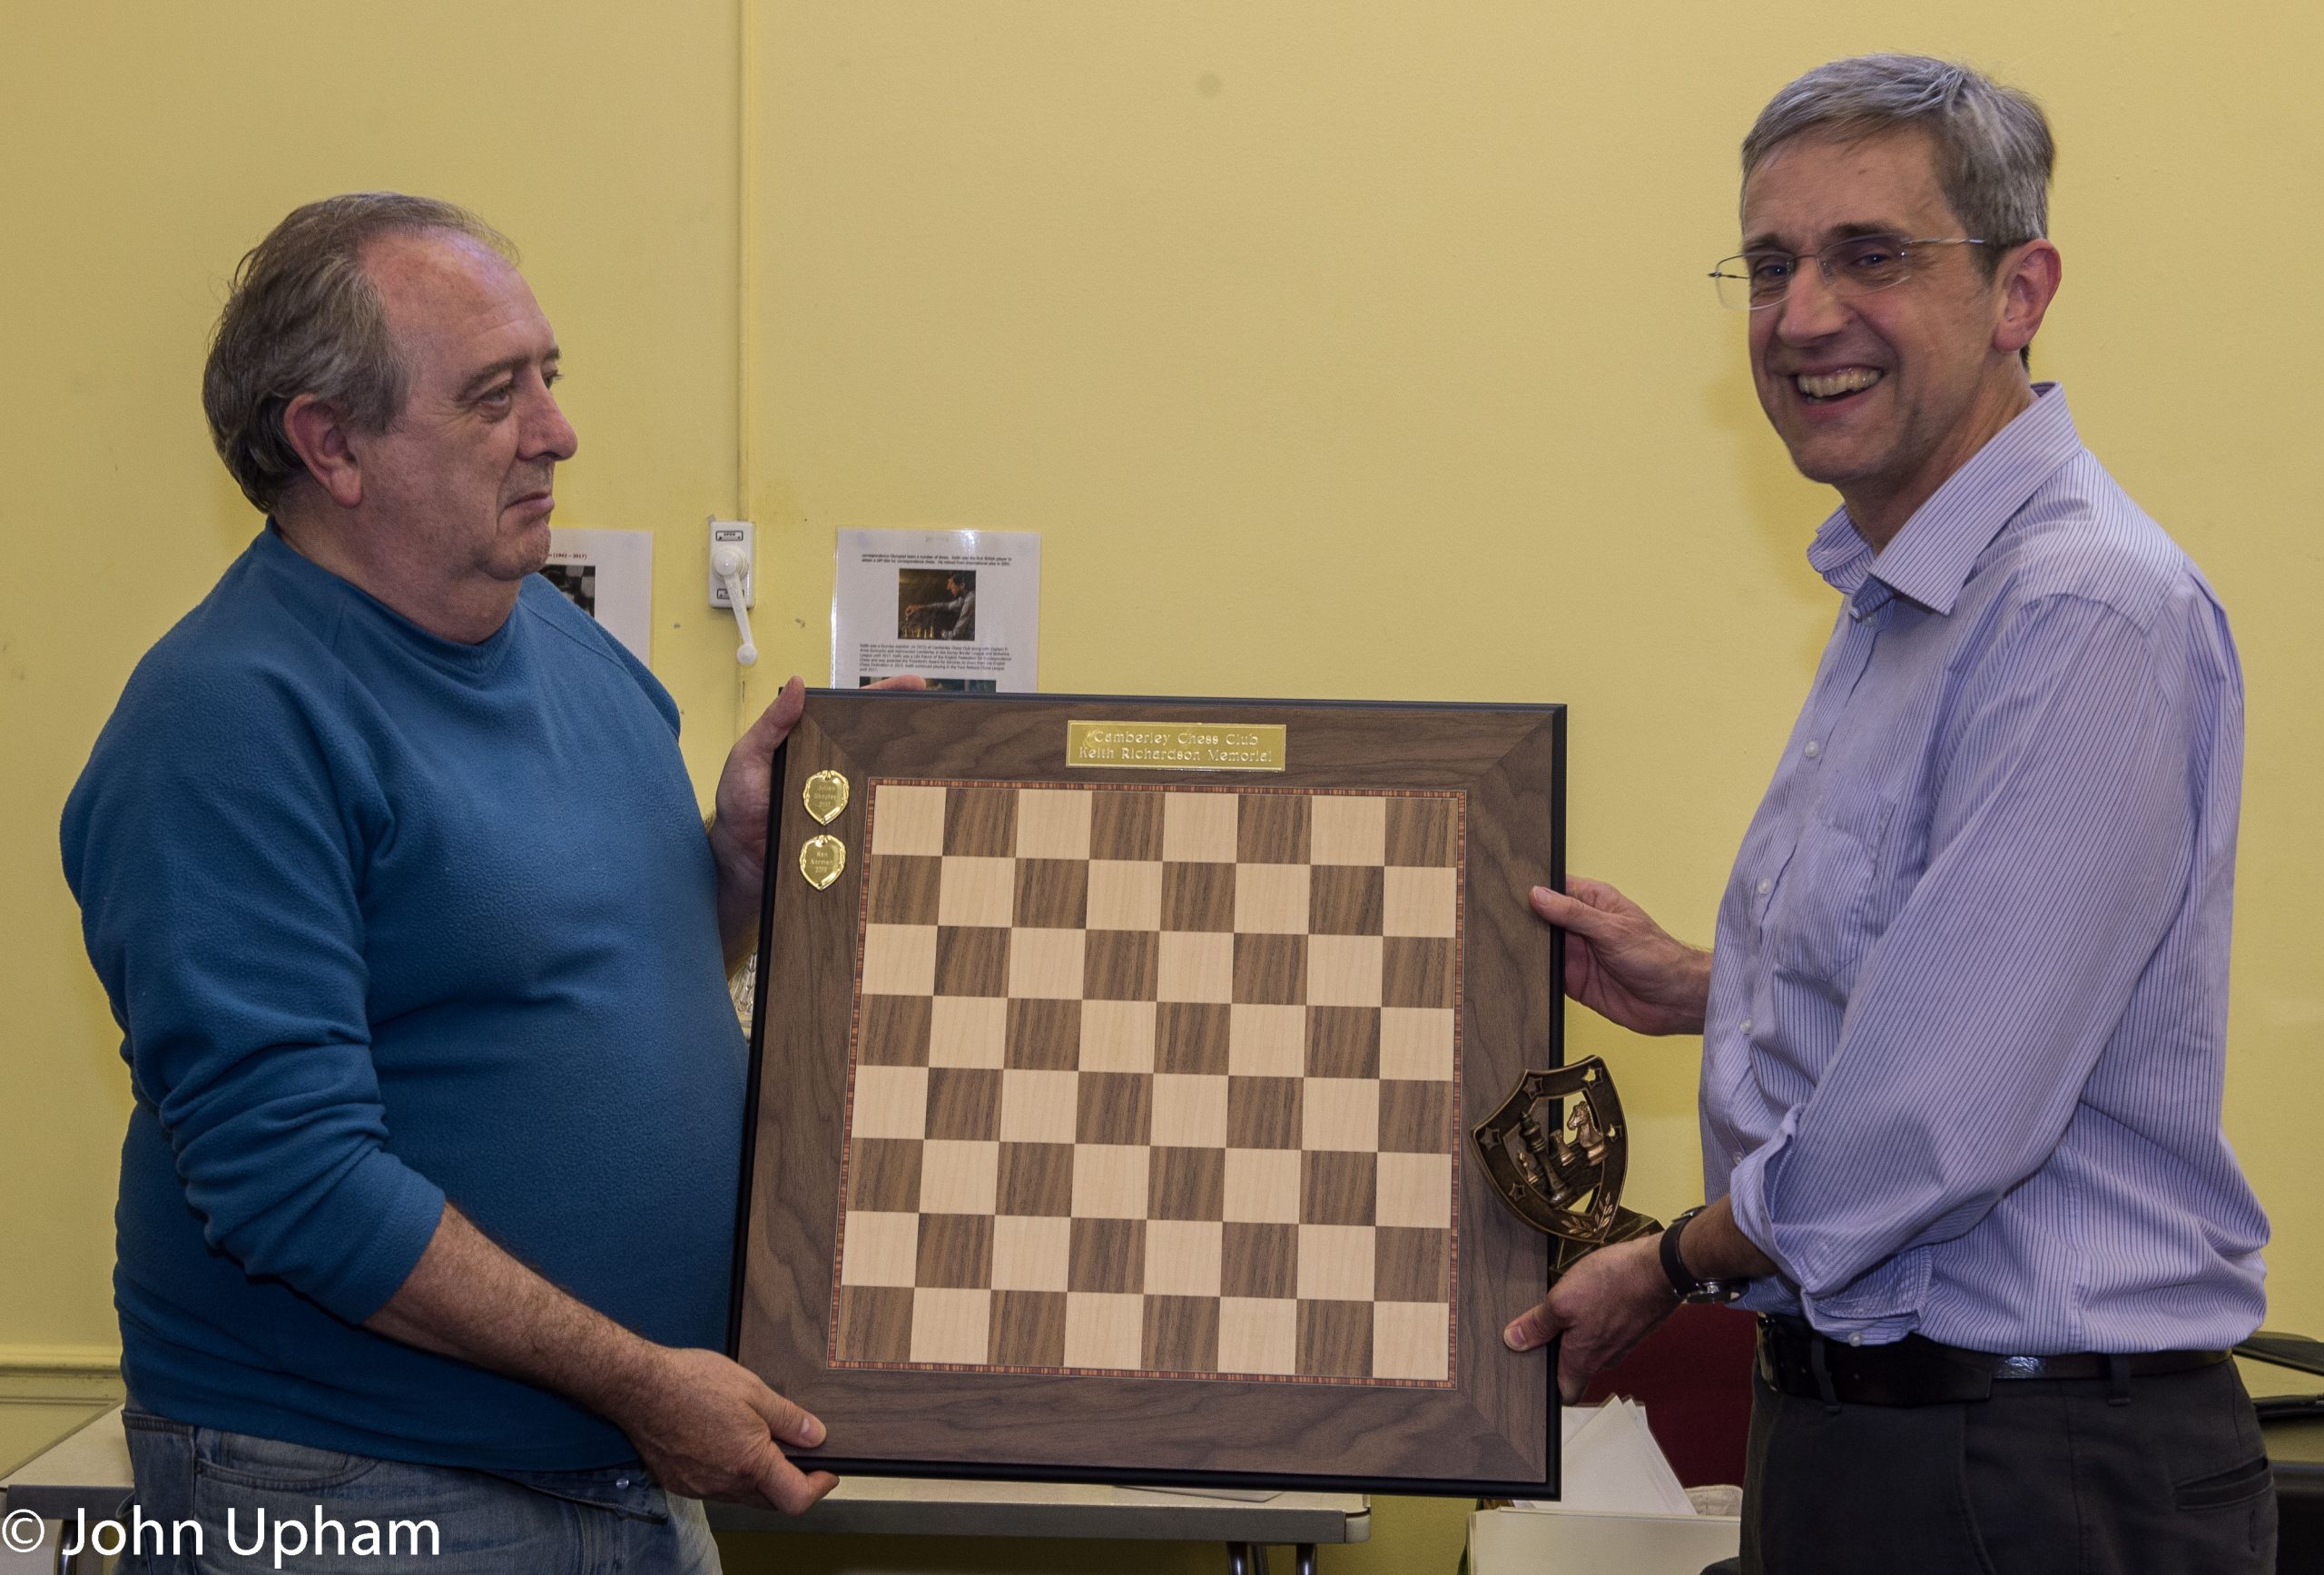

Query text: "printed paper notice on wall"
[832, 528, 1039, 693]
[545, 527, 654, 665]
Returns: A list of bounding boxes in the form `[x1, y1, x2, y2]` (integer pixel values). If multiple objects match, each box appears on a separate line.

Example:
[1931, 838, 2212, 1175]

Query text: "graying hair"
[1742, 54, 2053, 273]
[202, 193, 514, 512]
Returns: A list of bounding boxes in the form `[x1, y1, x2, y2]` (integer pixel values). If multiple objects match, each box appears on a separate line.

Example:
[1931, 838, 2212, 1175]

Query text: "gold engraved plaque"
[803, 770, 851, 825]
[799, 834, 847, 891]
[1066, 720, 1286, 773]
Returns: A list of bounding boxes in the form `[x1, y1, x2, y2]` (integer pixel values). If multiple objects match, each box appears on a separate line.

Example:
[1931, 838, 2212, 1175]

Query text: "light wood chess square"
[919, 1139, 999, 1216]
[1008, 928, 1087, 999]
[937, 856, 1017, 928]
[1379, 1007, 1454, 1081]
[1014, 789, 1093, 860]
[1227, 1005, 1305, 1077]
[1302, 1076, 1381, 1152]
[838, 1210, 919, 1287]
[1069, 1141, 1150, 1218]
[848, 1065, 929, 1140]
[1160, 792, 1239, 863]
[929, 997, 1006, 1068]
[1086, 860, 1163, 930]
[1157, 931, 1234, 1002]
[1144, 1219, 1224, 1297]
[1216, 1296, 1299, 1375]
[872, 783, 947, 857]
[1371, 1301, 1452, 1382]
[1309, 795, 1387, 866]
[997, 1068, 1079, 1144]
[909, 1287, 992, 1365]
[1150, 1073, 1230, 1147]
[1222, 1147, 1301, 1224]
[1374, 1151, 1453, 1228]
[1383, 865, 1458, 937]
[1307, 934, 1384, 1007]
[1063, 1291, 1147, 1370]
[991, 1215, 1072, 1292]
[861, 924, 938, 997]
[1078, 1000, 1157, 1072]
[1296, 1223, 1376, 1302]
[1233, 863, 1310, 934]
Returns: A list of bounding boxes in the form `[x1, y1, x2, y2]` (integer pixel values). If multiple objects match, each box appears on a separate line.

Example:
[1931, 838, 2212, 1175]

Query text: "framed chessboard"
[732, 691, 1564, 1496]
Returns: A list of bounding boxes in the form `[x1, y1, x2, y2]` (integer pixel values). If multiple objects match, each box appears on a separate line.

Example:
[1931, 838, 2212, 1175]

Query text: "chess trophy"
[1472, 1057, 1659, 1280]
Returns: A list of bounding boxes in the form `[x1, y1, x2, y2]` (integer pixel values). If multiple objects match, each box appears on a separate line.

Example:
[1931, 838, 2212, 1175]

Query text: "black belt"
[1757, 1315, 2230, 1407]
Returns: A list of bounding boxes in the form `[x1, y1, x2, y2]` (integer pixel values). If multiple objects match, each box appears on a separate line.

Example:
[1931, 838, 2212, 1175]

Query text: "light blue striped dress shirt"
[1702, 384, 2268, 1354]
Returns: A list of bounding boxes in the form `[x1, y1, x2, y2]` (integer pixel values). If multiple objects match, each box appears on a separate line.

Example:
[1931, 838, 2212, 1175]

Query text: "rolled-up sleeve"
[1725, 590, 2202, 1328]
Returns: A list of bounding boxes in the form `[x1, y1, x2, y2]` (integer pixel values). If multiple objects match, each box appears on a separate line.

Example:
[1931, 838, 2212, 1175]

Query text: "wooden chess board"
[830, 781, 1462, 1386]
[735, 692, 1562, 1495]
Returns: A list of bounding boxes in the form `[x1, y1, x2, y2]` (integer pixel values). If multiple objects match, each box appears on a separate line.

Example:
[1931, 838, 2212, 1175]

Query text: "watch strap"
[1659, 1205, 1748, 1304]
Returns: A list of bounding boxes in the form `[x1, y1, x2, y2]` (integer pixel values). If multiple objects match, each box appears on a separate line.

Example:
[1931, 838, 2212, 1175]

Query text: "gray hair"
[1741, 54, 2053, 272]
[202, 193, 513, 512]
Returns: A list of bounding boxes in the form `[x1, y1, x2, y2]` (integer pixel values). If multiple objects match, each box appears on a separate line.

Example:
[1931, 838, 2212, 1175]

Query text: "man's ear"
[1994, 239, 2063, 359]
[281, 393, 365, 509]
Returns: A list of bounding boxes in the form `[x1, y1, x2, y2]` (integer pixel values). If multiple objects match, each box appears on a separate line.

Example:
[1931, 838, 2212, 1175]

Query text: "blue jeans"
[117, 1407, 720, 1574]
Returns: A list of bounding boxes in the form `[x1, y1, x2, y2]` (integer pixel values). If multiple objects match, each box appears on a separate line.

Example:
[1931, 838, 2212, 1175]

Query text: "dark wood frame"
[731, 690, 1564, 1497]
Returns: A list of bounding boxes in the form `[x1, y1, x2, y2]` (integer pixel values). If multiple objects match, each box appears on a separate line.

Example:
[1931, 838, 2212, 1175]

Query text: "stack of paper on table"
[1473, 1400, 1739, 1572]
[1513, 1398, 1697, 1514]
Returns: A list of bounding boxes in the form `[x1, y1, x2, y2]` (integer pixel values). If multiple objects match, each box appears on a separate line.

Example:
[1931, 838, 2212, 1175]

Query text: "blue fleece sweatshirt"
[61, 528, 746, 1470]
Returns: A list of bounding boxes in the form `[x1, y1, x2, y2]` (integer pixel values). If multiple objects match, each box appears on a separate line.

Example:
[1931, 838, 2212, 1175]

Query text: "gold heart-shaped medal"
[803, 770, 851, 825]
[799, 834, 847, 891]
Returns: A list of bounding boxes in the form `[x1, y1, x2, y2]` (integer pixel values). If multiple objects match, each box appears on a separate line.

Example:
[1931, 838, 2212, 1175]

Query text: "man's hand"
[1502, 1235, 1678, 1403]
[710, 674, 926, 967]
[368, 1206, 841, 1513]
[598, 1345, 837, 1513]
[1531, 877, 1712, 1036]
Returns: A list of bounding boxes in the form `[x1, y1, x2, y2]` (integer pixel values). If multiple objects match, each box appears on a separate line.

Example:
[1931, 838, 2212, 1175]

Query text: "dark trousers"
[1740, 1360, 2276, 1574]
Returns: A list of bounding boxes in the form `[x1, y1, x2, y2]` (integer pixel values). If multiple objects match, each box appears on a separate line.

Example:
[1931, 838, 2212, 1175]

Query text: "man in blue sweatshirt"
[63, 194, 838, 1572]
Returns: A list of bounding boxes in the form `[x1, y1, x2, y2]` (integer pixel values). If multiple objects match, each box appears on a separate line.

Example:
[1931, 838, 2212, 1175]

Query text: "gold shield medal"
[803, 770, 851, 825]
[799, 834, 847, 891]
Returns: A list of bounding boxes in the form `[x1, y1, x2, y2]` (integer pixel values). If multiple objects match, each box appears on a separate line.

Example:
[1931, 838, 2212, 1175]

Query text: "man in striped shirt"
[1504, 55, 2272, 1572]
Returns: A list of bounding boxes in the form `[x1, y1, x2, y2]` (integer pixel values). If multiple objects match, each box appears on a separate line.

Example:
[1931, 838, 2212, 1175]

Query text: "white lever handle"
[710, 542, 758, 666]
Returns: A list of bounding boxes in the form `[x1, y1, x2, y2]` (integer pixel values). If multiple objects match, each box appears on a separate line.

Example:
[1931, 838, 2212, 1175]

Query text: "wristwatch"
[1659, 1206, 1750, 1304]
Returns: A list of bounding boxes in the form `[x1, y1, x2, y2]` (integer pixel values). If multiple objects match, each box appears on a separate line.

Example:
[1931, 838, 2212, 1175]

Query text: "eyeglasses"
[1709, 234, 1988, 310]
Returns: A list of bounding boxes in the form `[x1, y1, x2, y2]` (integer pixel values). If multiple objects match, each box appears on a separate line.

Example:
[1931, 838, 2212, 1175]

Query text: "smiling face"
[1741, 129, 2043, 544]
[355, 231, 577, 612]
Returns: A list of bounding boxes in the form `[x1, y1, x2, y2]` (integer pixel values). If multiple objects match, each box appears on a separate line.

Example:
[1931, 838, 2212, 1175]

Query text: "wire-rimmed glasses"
[1709, 235, 1988, 310]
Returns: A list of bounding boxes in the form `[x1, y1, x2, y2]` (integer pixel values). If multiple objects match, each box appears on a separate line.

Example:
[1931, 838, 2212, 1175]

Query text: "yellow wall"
[3, 0, 2318, 1562]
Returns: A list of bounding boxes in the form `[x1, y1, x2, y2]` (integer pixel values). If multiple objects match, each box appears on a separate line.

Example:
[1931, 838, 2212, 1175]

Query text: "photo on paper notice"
[898, 568, 976, 642]
[542, 562, 596, 617]
[861, 675, 998, 693]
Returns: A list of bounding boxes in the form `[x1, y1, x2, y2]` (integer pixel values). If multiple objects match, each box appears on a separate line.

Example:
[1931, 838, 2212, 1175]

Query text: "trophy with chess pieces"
[1472, 1057, 1659, 1280]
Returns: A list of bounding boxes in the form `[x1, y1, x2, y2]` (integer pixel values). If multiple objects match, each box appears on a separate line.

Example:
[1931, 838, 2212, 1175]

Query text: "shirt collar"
[1806, 382, 2083, 616]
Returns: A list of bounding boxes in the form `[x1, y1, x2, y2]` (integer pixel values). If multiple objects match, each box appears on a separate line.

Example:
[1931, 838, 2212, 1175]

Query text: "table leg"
[1296, 1544, 1316, 1575]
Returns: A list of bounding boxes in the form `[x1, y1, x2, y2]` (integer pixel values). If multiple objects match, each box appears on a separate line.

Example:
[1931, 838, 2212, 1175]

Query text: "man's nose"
[525, 384, 579, 462]
[1771, 261, 1850, 341]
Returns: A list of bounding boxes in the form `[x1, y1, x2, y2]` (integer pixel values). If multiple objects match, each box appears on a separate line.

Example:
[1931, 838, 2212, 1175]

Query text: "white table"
[3, 1409, 1366, 1573]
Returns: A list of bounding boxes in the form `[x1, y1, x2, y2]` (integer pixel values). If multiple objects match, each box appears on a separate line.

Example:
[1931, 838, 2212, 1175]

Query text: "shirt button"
[1849, 1334, 1864, 1348]
[1804, 741, 1822, 759]
[1738, 1018, 1754, 1037]
[615, 1478, 631, 1488]
[1756, 878, 1772, 896]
